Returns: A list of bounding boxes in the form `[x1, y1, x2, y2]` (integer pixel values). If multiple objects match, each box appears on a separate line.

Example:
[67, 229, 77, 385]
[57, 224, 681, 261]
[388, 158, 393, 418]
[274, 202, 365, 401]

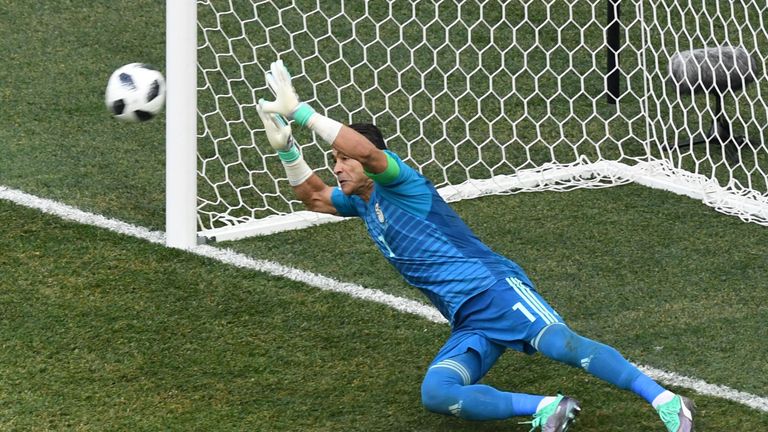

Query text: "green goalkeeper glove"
[261, 59, 316, 127]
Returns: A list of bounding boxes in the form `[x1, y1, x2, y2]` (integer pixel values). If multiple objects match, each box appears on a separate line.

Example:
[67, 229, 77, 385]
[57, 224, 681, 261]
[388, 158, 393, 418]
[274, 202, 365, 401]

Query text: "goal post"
[168, 0, 768, 246]
[166, 0, 198, 249]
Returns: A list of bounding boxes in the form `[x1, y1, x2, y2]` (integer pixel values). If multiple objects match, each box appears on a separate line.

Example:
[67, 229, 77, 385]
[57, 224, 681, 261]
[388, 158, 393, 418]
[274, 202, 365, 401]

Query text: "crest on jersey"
[374, 201, 385, 224]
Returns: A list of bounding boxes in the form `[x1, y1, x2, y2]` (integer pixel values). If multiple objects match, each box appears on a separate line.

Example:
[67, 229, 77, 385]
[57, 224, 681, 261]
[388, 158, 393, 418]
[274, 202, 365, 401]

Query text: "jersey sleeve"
[330, 187, 360, 217]
[371, 150, 433, 218]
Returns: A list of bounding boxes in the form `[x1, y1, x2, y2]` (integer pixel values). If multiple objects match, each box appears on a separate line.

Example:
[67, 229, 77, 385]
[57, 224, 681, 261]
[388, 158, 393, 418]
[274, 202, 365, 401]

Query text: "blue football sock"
[421, 350, 545, 419]
[630, 373, 667, 405]
[535, 323, 665, 404]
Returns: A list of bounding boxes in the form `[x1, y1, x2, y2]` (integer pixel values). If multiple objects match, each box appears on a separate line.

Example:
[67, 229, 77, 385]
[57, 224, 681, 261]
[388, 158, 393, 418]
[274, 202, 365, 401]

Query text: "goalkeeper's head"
[349, 123, 386, 150]
[332, 123, 387, 197]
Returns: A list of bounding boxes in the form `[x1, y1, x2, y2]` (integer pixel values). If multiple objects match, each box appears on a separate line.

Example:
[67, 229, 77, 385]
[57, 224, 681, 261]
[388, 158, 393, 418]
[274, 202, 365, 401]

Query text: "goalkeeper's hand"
[260, 59, 316, 126]
[257, 100, 312, 185]
[257, 102, 294, 153]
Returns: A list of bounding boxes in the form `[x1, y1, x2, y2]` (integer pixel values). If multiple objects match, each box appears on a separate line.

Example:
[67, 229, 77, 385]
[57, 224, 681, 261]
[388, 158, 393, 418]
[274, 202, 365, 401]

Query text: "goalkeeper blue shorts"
[429, 277, 564, 380]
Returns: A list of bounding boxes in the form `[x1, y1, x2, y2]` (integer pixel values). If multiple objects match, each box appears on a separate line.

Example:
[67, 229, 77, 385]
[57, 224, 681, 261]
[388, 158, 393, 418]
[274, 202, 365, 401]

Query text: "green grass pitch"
[0, 1, 767, 430]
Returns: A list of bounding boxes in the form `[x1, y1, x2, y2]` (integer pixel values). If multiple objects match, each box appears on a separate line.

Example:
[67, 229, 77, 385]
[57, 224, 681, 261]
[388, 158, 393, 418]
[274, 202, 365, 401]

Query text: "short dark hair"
[348, 123, 387, 150]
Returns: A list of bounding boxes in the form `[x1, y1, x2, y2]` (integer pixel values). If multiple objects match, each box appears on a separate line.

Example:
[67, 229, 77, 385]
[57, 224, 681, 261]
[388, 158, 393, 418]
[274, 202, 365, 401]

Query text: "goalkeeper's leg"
[534, 323, 673, 407]
[534, 323, 695, 430]
[421, 340, 551, 420]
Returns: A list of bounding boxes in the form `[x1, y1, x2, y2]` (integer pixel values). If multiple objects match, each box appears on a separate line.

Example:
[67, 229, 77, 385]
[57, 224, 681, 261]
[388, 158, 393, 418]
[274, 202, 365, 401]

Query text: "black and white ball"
[105, 63, 166, 122]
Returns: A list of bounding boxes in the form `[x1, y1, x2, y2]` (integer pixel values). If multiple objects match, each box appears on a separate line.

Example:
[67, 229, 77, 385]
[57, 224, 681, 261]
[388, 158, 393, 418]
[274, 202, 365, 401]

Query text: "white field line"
[1, 184, 767, 413]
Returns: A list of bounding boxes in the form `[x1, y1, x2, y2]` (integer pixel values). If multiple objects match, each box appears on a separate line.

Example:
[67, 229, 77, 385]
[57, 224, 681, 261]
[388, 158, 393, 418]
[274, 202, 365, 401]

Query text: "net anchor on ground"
[666, 45, 761, 164]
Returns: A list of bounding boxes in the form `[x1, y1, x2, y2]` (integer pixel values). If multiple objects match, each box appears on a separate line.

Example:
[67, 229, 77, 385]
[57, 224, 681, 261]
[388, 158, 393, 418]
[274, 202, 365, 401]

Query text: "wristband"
[283, 154, 313, 186]
[292, 102, 316, 127]
[306, 113, 343, 145]
[277, 137, 301, 163]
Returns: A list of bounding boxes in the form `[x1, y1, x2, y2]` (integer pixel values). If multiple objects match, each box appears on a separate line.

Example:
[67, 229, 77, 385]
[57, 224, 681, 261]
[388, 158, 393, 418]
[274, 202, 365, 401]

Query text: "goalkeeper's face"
[332, 150, 372, 196]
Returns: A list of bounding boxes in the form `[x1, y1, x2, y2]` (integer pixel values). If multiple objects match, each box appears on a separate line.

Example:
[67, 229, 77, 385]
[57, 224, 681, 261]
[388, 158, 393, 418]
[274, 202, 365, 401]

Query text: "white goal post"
[166, 0, 198, 248]
[166, 0, 768, 248]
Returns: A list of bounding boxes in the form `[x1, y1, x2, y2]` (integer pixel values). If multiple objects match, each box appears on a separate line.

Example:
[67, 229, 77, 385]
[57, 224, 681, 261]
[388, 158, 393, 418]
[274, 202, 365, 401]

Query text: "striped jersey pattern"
[331, 151, 533, 323]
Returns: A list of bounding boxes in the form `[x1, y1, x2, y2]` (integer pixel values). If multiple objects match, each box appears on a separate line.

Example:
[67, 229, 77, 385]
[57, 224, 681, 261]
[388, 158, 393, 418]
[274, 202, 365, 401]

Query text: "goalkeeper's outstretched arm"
[291, 173, 337, 215]
[256, 105, 338, 215]
[260, 60, 389, 176]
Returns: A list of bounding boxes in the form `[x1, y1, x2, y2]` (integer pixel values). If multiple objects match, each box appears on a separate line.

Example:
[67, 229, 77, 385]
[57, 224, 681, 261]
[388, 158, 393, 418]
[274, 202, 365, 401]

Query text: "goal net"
[191, 0, 768, 242]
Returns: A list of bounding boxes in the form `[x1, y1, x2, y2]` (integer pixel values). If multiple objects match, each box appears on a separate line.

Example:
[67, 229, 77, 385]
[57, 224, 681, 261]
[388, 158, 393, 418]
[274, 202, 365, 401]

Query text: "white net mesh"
[640, 1, 768, 223]
[195, 0, 768, 240]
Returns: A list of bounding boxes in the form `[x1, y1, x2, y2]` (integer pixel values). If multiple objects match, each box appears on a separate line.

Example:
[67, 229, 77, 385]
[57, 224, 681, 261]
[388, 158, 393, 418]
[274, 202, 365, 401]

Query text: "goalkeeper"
[257, 60, 695, 432]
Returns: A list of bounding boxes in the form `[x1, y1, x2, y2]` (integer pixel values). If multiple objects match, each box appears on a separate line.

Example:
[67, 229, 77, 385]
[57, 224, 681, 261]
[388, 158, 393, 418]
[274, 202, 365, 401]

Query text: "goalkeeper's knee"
[420, 351, 480, 416]
[536, 323, 641, 390]
[421, 351, 540, 420]
[421, 365, 466, 415]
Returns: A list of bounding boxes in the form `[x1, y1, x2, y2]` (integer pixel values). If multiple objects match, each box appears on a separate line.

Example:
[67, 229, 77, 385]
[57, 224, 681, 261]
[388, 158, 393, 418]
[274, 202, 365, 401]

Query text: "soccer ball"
[105, 63, 166, 122]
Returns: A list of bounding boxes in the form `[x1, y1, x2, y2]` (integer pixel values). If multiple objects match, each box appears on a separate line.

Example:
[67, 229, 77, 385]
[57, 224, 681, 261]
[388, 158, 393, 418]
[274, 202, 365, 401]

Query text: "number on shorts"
[512, 302, 536, 322]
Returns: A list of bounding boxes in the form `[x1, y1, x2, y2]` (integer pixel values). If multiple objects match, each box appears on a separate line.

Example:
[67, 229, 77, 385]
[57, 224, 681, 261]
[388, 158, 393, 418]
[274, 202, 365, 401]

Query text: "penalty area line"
[1, 184, 766, 413]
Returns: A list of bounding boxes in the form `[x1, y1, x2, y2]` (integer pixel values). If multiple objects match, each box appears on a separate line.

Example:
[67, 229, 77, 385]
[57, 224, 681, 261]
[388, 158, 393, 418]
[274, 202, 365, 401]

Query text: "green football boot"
[657, 394, 695, 432]
[522, 394, 581, 432]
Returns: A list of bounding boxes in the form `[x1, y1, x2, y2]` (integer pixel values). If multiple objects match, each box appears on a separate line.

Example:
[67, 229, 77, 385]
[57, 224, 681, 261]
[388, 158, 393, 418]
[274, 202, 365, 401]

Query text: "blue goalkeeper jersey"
[331, 150, 534, 324]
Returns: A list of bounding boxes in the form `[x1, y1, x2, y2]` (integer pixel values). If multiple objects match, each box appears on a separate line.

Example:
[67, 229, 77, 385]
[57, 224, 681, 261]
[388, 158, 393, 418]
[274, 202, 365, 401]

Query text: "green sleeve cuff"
[365, 153, 400, 185]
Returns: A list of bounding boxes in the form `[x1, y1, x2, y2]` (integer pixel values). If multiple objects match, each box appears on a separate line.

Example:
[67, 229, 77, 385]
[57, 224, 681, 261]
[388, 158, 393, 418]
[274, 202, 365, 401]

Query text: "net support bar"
[606, 0, 621, 104]
[199, 211, 346, 242]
